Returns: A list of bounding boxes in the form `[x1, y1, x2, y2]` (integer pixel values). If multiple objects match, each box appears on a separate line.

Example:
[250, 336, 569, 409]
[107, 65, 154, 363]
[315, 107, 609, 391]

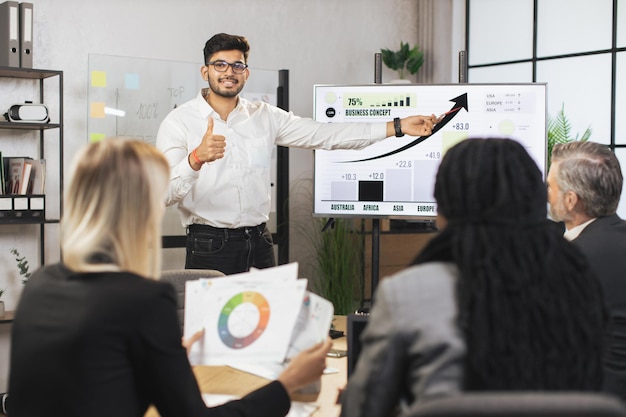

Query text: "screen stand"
[364, 53, 384, 309]
[321, 218, 335, 232]
[370, 219, 380, 306]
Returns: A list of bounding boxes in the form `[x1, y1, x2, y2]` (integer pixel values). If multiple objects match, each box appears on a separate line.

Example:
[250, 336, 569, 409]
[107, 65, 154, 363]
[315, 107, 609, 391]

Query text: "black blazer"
[8, 263, 290, 417]
[573, 214, 626, 400]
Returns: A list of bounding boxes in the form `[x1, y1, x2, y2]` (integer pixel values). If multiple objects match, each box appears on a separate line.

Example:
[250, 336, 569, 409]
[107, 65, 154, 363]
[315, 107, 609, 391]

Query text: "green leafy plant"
[380, 41, 424, 80]
[310, 217, 363, 315]
[10, 248, 32, 284]
[0, 288, 5, 299]
[547, 103, 592, 170]
[289, 179, 362, 315]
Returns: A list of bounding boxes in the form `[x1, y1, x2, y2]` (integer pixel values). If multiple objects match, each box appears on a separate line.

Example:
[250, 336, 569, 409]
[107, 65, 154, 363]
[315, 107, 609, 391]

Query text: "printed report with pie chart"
[183, 263, 331, 366]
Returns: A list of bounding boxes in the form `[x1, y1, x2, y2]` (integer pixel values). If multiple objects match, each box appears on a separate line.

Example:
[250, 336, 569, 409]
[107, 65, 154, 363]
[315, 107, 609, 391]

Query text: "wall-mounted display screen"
[313, 83, 547, 219]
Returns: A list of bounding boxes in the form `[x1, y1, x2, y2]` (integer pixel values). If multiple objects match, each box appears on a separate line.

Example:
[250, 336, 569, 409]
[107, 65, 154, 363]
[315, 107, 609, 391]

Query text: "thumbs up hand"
[190, 117, 226, 169]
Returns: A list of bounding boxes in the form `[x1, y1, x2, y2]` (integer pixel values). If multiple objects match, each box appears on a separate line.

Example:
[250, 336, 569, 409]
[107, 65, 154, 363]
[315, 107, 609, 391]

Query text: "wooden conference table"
[145, 316, 348, 417]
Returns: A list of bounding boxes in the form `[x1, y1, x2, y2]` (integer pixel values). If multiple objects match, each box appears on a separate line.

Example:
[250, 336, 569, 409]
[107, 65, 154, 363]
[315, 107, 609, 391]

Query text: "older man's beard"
[548, 199, 572, 223]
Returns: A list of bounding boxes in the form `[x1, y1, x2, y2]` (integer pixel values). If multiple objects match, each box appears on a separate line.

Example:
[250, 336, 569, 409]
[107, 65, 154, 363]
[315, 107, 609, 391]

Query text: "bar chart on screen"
[313, 83, 547, 219]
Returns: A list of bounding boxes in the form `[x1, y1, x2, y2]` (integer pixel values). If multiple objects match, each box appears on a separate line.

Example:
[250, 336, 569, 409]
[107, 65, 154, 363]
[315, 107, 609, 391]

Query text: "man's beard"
[548, 200, 570, 223]
[208, 76, 244, 98]
[548, 204, 561, 222]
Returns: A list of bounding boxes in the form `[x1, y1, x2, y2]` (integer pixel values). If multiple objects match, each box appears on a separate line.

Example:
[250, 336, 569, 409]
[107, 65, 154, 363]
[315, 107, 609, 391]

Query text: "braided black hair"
[413, 138, 605, 391]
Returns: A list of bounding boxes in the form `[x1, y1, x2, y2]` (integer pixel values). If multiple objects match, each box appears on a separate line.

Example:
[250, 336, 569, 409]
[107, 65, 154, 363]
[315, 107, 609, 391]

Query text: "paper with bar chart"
[313, 83, 547, 218]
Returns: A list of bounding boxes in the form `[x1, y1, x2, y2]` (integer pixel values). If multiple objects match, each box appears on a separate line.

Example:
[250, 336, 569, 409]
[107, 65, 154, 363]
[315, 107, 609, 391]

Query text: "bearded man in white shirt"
[156, 33, 439, 275]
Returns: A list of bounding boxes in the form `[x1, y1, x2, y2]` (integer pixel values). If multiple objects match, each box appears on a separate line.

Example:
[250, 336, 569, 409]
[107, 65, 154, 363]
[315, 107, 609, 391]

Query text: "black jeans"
[185, 223, 276, 275]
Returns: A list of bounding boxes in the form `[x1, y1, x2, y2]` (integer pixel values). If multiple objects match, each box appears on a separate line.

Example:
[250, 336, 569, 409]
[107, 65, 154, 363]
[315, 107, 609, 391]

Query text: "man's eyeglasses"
[207, 60, 248, 74]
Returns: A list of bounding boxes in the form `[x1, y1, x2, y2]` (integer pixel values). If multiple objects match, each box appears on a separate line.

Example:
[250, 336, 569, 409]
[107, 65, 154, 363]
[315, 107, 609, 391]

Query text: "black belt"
[188, 223, 266, 239]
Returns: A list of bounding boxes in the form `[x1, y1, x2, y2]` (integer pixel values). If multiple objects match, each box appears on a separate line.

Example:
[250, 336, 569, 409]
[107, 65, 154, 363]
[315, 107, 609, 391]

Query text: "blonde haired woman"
[8, 139, 330, 417]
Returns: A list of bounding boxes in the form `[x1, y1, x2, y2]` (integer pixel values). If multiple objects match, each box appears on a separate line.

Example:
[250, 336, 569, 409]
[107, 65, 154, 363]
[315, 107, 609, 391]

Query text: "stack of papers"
[202, 394, 319, 417]
[184, 262, 334, 370]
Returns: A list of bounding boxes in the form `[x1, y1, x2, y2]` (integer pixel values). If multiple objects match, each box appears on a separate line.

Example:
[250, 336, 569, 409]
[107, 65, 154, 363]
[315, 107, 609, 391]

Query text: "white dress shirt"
[564, 218, 596, 241]
[156, 89, 388, 228]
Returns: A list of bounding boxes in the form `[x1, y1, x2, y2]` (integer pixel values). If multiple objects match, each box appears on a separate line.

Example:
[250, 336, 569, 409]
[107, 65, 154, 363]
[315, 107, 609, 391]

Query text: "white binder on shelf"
[0, 1, 20, 67]
[18, 2, 32, 68]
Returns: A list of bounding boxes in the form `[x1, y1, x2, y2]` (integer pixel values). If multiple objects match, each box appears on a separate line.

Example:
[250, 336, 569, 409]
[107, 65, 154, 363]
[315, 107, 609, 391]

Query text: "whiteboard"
[87, 54, 205, 144]
[313, 83, 547, 219]
[87, 54, 281, 236]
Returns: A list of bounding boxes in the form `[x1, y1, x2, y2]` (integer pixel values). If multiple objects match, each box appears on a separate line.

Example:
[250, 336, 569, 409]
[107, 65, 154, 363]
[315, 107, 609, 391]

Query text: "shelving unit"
[0, 66, 63, 266]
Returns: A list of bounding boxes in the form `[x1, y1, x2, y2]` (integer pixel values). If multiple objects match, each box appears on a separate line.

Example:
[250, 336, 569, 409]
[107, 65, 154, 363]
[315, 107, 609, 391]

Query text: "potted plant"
[289, 179, 363, 315]
[547, 103, 592, 170]
[0, 288, 5, 316]
[309, 217, 363, 315]
[380, 41, 424, 81]
[10, 248, 32, 284]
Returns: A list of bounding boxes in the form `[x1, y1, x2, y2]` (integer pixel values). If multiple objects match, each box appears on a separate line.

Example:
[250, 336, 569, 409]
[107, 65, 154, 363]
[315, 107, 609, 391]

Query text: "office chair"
[160, 268, 226, 331]
[408, 392, 626, 417]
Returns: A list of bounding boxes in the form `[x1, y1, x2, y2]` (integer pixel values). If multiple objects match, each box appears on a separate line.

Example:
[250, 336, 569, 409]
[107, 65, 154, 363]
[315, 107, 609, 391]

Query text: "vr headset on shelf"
[3, 102, 50, 123]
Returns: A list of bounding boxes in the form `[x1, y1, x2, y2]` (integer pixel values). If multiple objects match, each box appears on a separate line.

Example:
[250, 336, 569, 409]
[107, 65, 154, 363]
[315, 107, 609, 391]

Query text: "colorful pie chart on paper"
[218, 291, 271, 349]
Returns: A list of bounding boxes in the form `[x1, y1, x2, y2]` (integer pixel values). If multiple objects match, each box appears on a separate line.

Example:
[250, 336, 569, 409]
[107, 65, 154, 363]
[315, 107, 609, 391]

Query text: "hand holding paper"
[182, 328, 205, 355]
[278, 338, 332, 394]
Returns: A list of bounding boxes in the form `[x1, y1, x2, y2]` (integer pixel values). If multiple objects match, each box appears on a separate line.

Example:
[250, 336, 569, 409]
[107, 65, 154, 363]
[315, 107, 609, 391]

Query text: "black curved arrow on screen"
[342, 93, 468, 163]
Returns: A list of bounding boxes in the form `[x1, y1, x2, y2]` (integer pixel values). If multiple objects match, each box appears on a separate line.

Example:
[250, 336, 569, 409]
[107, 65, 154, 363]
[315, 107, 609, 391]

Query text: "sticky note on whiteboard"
[125, 73, 140, 90]
[91, 71, 107, 87]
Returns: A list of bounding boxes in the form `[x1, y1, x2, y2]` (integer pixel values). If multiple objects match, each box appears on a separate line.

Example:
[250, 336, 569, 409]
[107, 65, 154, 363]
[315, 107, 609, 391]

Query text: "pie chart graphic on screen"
[218, 291, 271, 349]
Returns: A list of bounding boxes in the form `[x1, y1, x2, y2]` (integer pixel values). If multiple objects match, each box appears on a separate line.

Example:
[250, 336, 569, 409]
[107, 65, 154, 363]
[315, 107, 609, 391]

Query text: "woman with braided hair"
[340, 138, 605, 417]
